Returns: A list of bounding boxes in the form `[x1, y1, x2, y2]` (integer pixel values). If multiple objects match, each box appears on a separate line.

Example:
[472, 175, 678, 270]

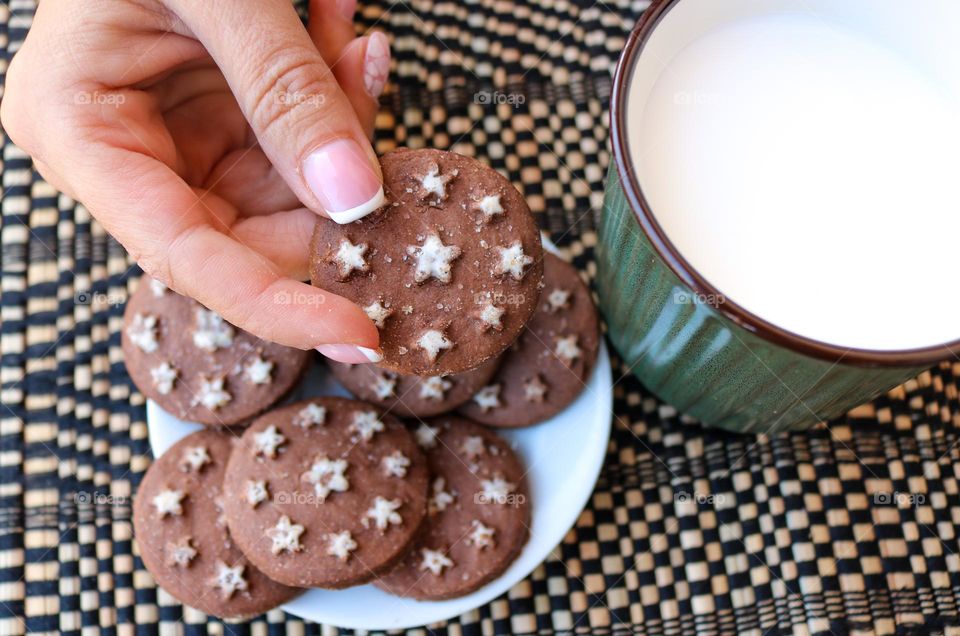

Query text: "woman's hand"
[2, 0, 392, 363]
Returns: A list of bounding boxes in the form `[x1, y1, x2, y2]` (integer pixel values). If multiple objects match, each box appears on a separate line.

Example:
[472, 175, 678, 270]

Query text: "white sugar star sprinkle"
[152, 489, 184, 518]
[480, 475, 516, 504]
[429, 477, 455, 514]
[192, 309, 234, 352]
[301, 456, 350, 501]
[267, 515, 305, 555]
[407, 234, 462, 284]
[472, 385, 501, 412]
[524, 375, 548, 403]
[476, 194, 504, 222]
[477, 302, 505, 331]
[382, 451, 411, 477]
[326, 530, 357, 561]
[371, 373, 396, 400]
[244, 355, 273, 385]
[195, 376, 231, 410]
[332, 239, 369, 279]
[467, 520, 496, 549]
[417, 329, 453, 362]
[418, 162, 456, 204]
[364, 300, 393, 328]
[180, 446, 210, 473]
[420, 548, 454, 575]
[246, 480, 268, 507]
[419, 376, 452, 401]
[351, 411, 384, 442]
[415, 423, 440, 448]
[295, 403, 327, 428]
[128, 313, 159, 353]
[494, 241, 534, 281]
[554, 335, 582, 366]
[165, 536, 197, 567]
[364, 496, 403, 531]
[210, 561, 247, 599]
[149, 278, 167, 298]
[150, 362, 178, 394]
[461, 435, 487, 459]
[546, 287, 571, 313]
[253, 425, 285, 458]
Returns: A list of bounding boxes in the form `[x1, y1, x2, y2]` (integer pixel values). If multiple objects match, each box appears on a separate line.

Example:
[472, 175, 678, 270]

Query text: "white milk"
[628, 7, 960, 351]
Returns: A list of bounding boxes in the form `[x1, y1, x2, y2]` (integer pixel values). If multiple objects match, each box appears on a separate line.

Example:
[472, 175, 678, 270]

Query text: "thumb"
[164, 0, 385, 224]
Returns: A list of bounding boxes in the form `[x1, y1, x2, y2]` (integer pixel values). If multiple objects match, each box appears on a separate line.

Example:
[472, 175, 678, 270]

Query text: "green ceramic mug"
[597, 0, 958, 433]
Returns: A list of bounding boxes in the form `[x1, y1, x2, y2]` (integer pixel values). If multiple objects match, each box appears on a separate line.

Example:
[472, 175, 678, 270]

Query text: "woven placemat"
[3, 0, 960, 634]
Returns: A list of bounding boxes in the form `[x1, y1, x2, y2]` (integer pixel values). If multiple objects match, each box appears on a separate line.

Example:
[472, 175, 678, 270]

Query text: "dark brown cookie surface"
[133, 429, 301, 619]
[122, 277, 310, 426]
[375, 416, 530, 600]
[309, 148, 543, 376]
[328, 356, 500, 418]
[222, 398, 429, 588]
[458, 253, 600, 427]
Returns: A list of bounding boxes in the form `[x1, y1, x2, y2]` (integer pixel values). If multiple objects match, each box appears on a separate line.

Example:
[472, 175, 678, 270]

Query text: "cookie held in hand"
[133, 429, 301, 619]
[122, 277, 310, 426]
[310, 148, 543, 376]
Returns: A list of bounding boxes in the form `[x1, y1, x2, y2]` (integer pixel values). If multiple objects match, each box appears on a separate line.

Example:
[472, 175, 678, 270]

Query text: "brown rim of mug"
[610, 0, 959, 368]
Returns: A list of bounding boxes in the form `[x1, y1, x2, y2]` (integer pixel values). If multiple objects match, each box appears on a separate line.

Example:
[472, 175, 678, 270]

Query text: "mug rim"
[609, 0, 959, 368]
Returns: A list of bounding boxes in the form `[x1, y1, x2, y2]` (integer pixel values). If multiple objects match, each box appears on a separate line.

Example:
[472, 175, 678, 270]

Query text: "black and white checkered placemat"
[2, 0, 960, 633]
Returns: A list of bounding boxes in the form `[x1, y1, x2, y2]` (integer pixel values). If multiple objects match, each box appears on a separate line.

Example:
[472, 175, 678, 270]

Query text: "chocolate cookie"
[122, 277, 310, 426]
[133, 429, 301, 618]
[327, 356, 500, 418]
[222, 398, 429, 588]
[309, 148, 544, 376]
[375, 416, 530, 600]
[459, 253, 600, 427]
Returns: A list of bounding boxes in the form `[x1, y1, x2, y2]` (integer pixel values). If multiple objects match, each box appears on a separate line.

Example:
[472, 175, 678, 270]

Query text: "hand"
[2, 0, 392, 363]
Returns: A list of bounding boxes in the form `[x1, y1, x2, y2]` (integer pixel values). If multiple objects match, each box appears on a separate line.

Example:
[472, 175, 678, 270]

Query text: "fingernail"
[316, 344, 383, 364]
[303, 139, 385, 223]
[336, 0, 356, 21]
[363, 32, 390, 99]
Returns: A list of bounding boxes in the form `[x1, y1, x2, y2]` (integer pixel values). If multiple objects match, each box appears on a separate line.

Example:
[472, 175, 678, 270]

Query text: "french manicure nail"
[363, 32, 390, 99]
[316, 344, 383, 364]
[337, 0, 357, 21]
[303, 139, 385, 223]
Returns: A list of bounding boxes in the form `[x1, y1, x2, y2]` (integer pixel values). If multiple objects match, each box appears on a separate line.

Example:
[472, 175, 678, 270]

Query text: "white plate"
[146, 240, 613, 630]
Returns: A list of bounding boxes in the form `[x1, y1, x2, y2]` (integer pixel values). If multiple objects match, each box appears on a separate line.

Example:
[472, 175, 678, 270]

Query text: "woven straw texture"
[3, 0, 960, 634]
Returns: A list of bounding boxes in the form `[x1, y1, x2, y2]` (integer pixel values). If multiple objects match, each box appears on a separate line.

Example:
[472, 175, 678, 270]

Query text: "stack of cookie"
[125, 149, 600, 619]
